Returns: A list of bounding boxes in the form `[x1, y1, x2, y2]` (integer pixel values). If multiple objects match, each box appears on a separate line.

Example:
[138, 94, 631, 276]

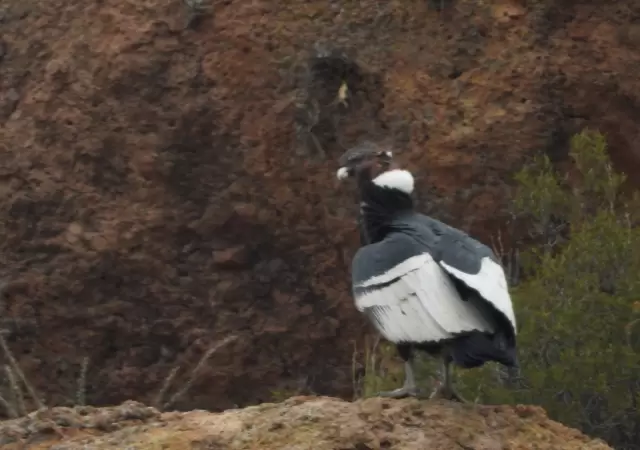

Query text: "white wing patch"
[439, 257, 517, 334]
[354, 253, 495, 344]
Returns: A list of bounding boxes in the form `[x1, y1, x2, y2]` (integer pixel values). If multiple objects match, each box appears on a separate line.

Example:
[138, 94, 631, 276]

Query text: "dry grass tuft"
[154, 335, 238, 411]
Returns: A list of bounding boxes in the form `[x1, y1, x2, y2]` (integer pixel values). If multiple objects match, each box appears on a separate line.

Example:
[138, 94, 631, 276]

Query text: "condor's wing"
[350, 231, 496, 345]
[413, 214, 517, 336]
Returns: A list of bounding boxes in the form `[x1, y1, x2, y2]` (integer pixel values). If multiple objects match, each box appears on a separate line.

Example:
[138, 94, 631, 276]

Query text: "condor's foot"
[429, 384, 468, 403]
[375, 359, 422, 398]
[375, 386, 421, 399]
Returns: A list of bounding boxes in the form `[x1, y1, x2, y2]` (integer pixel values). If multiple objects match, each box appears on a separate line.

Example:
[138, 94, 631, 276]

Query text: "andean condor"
[336, 142, 518, 402]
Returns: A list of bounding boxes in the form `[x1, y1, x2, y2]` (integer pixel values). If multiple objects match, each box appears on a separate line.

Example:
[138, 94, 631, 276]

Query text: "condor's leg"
[376, 344, 420, 398]
[429, 353, 468, 403]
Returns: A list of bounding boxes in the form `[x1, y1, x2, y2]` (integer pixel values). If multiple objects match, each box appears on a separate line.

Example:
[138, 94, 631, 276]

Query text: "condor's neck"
[356, 168, 414, 244]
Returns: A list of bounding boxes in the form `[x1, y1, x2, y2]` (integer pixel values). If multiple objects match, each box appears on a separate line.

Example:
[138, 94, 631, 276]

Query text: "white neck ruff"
[372, 169, 414, 194]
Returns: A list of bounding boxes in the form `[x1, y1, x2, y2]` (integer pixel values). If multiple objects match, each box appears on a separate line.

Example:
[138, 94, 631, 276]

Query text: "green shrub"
[462, 129, 640, 447]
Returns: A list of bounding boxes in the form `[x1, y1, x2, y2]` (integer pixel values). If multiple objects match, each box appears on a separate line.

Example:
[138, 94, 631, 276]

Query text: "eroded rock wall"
[1, 0, 640, 411]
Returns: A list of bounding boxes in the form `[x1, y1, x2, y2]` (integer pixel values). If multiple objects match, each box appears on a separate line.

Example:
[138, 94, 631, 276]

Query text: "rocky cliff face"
[0, 397, 614, 449]
[1, 0, 640, 413]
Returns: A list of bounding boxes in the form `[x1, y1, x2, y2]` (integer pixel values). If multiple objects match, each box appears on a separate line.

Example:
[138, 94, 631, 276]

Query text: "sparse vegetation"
[0, 333, 45, 417]
[356, 130, 640, 449]
[153, 335, 238, 411]
[76, 356, 89, 407]
[183, 0, 212, 29]
[293, 44, 362, 159]
[0, 334, 238, 418]
[0, 335, 95, 418]
[351, 335, 409, 399]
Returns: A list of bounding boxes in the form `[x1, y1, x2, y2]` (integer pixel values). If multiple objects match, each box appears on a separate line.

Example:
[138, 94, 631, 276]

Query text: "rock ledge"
[0, 397, 612, 449]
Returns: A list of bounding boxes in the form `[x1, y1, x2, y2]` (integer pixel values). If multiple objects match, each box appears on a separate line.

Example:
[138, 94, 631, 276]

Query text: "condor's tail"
[450, 330, 518, 369]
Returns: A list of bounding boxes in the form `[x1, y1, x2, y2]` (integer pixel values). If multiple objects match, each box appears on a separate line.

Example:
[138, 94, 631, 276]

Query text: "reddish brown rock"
[211, 246, 251, 270]
[0, 0, 640, 415]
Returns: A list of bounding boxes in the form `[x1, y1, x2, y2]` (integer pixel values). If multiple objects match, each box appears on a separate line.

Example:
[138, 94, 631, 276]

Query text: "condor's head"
[336, 142, 415, 197]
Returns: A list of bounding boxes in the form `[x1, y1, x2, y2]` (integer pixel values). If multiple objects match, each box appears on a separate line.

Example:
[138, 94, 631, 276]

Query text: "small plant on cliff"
[153, 335, 238, 411]
[0, 334, 93, 418]
[353, 336, 408, 399]
[183, 0, 211, 29]
[0, 333, 45, 417]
